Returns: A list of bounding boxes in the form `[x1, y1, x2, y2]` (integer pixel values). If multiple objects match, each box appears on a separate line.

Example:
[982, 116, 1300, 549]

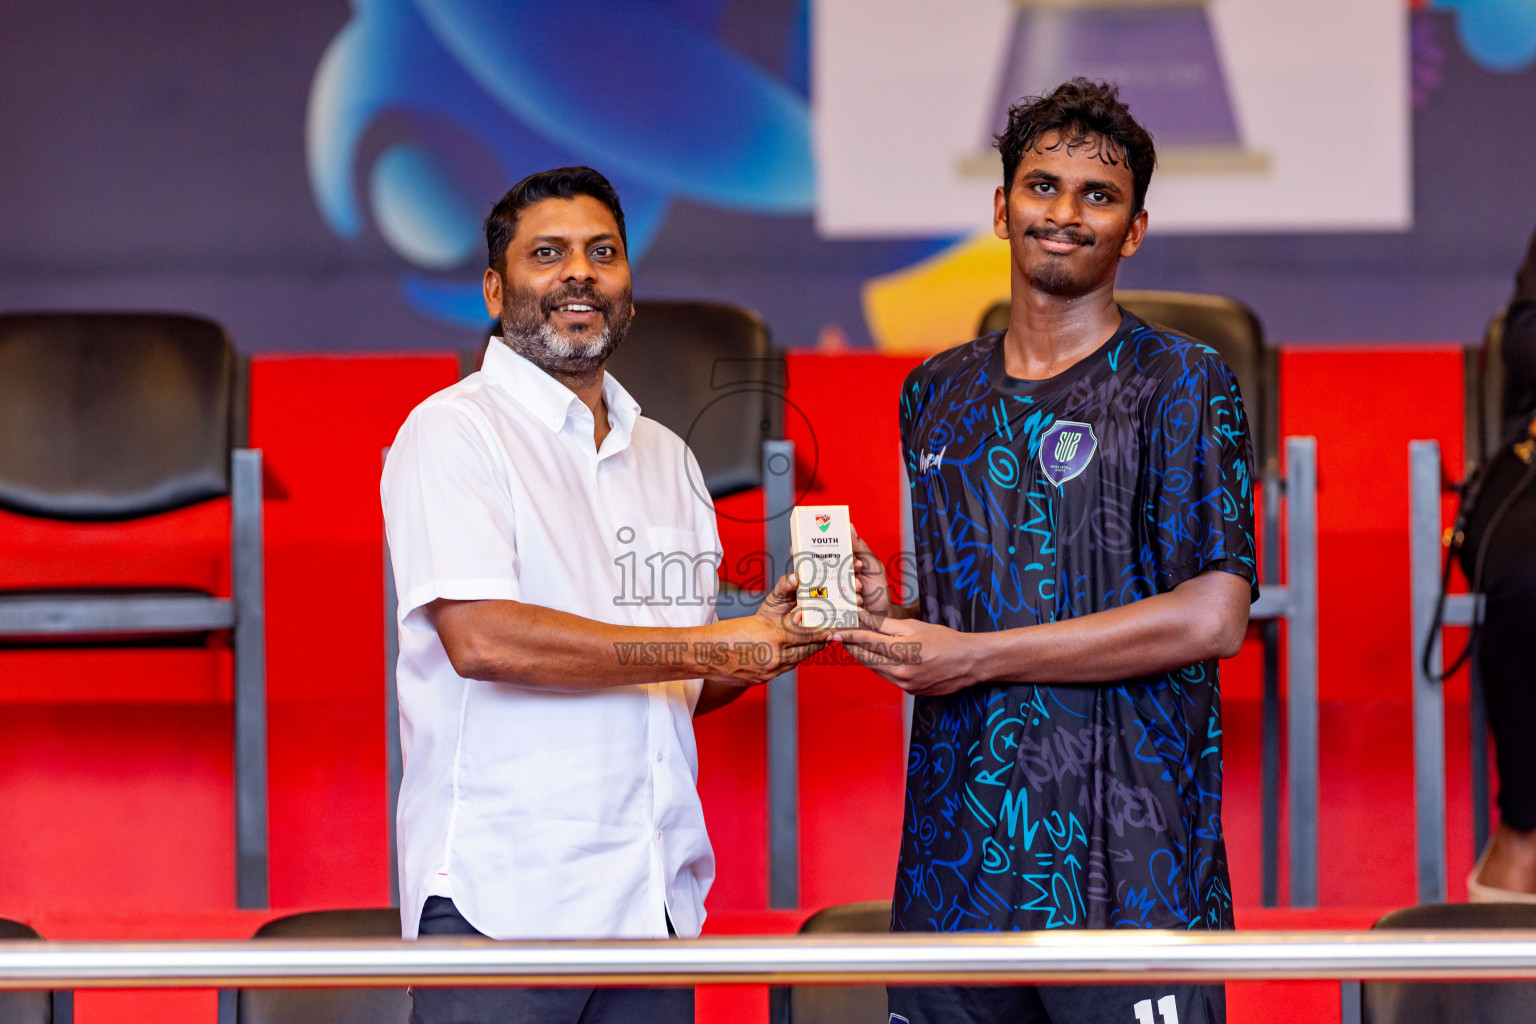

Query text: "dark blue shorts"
[888, 982, 1225, 1024]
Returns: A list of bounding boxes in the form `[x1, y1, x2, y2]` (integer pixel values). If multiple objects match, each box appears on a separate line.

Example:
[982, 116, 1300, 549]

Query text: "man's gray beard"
[499, 295, 631, 383]
[524, 319, 616, 360]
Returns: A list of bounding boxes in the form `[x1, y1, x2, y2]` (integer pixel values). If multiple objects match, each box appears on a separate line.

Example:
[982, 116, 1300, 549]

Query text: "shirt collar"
[480, 338, 642, 438]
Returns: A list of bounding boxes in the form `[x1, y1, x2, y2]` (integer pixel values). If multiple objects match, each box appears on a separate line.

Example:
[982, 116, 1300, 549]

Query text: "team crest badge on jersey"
[1039, 419, 1098, 487]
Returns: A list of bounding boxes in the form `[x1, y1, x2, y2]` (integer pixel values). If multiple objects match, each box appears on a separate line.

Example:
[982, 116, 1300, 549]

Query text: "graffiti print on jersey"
[894, 311, 1257, 937]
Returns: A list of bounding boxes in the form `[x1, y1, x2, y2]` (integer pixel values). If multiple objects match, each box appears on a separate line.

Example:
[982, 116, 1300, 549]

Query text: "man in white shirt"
[382, 166, 821, 1024]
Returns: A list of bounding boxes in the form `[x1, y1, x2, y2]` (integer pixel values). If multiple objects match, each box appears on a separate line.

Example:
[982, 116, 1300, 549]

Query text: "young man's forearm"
[970, 571, 1250, 685]
[839, 570, 1250, 695]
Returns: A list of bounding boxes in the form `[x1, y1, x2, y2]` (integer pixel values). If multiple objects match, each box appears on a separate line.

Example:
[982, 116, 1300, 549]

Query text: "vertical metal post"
[1260, 449, 1284, 907]
[232, 448, 269, 909]
[1339, 981, 1362, 1024]
[763, 439, 798, 909]
[1261, 458, 1284, 588]
[385, 538, 402, 908]
[1285, 437, 1319, 907]
[1471, 653, 1490, 859]
[216, 988, 236, 1024]
[1409, 439, 1448, 904]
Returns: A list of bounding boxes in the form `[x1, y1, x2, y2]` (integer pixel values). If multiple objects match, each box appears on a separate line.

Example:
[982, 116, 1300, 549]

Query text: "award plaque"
[789, 505, 860, 629]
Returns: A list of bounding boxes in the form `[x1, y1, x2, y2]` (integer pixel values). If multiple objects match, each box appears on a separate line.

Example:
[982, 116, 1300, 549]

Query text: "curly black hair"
[485, 166, 628, 272]
[995, 78, 1156, 214]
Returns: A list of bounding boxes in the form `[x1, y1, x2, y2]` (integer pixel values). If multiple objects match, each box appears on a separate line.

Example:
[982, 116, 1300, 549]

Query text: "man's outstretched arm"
[427, 573, 825, 695]
[834, 568, 1250, 696]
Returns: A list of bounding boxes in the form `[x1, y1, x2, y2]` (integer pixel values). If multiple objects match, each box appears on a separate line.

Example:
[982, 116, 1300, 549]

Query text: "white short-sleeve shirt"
[381, 340, 722, 940]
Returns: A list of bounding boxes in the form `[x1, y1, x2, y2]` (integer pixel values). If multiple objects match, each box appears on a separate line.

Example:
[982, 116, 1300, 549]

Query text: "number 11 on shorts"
[1133, 995, 1179, 1024]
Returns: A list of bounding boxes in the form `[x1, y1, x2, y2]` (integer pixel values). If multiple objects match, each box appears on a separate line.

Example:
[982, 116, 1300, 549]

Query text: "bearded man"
[381, 166, 818, 1024]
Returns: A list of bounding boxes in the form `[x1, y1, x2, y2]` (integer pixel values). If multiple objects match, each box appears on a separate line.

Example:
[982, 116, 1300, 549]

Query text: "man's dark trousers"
[409, 896, 695, 1024]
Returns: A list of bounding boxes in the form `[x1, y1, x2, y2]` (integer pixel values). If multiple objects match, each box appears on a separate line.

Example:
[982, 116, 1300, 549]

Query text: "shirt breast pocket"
[639, 526, 717, 625]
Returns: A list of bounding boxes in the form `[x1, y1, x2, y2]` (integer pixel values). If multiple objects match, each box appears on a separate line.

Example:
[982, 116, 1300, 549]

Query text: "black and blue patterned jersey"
[893, 309, 1257, 934]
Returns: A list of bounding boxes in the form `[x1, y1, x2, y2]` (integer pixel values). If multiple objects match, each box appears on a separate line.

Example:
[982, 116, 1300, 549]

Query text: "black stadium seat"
[0, 918, 72, 1024]
[0, 312, 269, 908]
[977, 291, 1274, 467]
[0, 313, 235, 519]
[596, 299, 786, 500]
[1112, 290, 1276, 471]
[473, 300, 785, 501]
[231, 910, 409, 1024]
[1358, 903, 1536, 1023]
[787, 901, 892, 1024]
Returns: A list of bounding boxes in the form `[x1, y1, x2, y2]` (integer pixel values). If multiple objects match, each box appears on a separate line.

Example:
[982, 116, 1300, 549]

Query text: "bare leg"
[1473, 824, 1536, 895]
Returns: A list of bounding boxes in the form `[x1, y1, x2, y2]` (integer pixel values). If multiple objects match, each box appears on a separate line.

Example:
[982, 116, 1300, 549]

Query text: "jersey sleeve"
[899, 358, 940, 481]
[1143, 350, 1258, 600]
[381, 402, 522, 631]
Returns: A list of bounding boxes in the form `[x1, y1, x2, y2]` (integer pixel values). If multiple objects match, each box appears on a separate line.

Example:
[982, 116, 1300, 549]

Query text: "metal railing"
[4, 932, 1536, 988]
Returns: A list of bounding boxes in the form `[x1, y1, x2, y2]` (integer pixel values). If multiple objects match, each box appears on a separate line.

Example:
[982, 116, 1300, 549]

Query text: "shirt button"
[655, 752, 664, 763]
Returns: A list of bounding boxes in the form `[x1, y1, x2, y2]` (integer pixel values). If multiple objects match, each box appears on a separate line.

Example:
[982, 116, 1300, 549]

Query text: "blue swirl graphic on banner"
[307, 0, 814, 325]
[1432, 0, 1536, 72]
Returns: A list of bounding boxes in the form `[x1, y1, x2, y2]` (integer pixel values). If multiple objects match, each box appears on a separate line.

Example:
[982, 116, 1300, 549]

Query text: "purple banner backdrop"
[0, 1, 1533, 352]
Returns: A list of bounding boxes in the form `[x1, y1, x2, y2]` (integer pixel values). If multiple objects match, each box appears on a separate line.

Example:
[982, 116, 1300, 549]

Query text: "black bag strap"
[1422, 413, 1536, 682]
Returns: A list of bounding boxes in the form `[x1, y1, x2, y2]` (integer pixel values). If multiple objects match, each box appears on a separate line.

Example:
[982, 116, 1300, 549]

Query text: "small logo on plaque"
[1038, 419, 1098, 487]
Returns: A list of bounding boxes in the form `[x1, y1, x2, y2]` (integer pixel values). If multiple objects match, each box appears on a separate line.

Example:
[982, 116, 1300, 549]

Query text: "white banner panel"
[814, 0, 1411, 236]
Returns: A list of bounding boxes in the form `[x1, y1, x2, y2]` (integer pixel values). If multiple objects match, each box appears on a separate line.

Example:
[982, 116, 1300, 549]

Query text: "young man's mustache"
[1026, 226, 1095, 246]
